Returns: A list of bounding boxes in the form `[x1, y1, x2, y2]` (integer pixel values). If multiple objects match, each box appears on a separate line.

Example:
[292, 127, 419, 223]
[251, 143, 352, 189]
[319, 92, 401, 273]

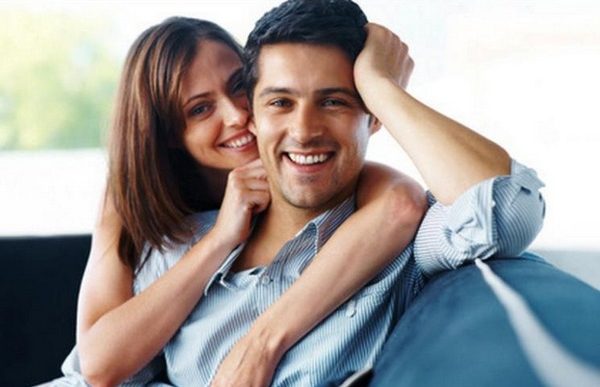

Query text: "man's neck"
[232, 193, 351, 272]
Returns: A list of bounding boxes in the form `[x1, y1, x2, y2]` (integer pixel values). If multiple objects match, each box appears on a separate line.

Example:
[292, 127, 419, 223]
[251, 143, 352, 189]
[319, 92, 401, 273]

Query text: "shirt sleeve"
[414, 159, 546, 276]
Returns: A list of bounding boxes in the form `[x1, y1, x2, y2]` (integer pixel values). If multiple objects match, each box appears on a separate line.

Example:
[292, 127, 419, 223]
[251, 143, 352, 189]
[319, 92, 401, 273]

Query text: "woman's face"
[180, 40, 258, 170]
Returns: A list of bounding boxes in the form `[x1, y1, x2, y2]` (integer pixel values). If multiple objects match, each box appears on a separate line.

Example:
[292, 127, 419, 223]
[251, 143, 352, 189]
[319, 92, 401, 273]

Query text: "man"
[131, 0, 545, 385]
[151, 1, 544, 386]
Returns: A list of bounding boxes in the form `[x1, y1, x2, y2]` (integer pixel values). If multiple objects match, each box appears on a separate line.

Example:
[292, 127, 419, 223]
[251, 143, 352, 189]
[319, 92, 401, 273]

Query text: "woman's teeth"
[223, 133, 255, 148]
[287, 153, 330, 165]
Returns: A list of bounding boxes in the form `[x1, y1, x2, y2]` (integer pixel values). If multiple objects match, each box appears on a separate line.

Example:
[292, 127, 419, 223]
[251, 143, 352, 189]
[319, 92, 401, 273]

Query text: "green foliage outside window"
[0, 10, 119, 150]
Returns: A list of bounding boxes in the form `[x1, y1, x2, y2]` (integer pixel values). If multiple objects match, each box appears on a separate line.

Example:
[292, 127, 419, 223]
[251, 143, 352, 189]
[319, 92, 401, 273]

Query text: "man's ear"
[249, 116, 257, 135]
[368, 115, 382, 135]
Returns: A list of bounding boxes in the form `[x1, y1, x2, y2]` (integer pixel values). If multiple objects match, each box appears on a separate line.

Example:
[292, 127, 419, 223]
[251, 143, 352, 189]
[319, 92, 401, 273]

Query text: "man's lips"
[283, 151, 334, 166]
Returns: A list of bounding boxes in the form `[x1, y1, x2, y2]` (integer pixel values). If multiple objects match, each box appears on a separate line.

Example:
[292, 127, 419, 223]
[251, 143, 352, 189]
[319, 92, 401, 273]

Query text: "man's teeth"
[288, 153, 330, 165]
[223, 133, 255, 148]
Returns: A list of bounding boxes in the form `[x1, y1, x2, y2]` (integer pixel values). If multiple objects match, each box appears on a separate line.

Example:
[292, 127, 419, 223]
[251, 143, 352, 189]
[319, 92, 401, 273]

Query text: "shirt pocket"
[339, 283, 391, 319]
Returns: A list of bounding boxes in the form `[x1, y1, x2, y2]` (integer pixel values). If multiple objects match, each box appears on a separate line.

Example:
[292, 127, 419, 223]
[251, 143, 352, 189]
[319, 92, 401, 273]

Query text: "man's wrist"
[360, 76, 409, 120]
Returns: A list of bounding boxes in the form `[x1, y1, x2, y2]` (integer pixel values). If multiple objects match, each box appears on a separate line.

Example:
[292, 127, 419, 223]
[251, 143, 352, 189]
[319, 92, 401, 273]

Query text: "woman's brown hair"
[108, 17, 243, 271]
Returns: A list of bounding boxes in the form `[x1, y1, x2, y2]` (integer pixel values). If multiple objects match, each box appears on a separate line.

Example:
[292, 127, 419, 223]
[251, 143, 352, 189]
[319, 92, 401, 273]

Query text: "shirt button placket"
[261, 274, 271, 285]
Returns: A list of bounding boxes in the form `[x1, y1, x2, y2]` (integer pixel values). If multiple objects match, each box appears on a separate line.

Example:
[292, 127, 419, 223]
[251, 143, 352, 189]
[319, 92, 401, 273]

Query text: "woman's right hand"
[211, 158, 270, 248]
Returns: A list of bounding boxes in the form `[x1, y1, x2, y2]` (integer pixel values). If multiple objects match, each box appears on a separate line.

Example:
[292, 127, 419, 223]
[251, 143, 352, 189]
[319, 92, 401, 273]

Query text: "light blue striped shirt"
[59, 159, 545, 386]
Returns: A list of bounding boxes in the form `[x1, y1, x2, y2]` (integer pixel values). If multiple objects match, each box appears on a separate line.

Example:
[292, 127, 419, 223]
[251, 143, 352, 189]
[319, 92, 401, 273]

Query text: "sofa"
[2, 235, 599, 386]
[1, 235, 89, 386]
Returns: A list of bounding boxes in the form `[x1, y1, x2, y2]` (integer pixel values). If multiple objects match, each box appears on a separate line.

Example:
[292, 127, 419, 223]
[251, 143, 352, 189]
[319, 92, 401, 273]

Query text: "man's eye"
[270, 99, 291, 108]
[322, 98, 347, 107]
[323, 98, 348, 106]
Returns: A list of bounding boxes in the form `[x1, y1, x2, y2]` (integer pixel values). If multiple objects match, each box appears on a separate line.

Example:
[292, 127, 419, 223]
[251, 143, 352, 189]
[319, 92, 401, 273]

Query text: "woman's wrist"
[190, 228, 237, 266]
[248, 311, 295, 360]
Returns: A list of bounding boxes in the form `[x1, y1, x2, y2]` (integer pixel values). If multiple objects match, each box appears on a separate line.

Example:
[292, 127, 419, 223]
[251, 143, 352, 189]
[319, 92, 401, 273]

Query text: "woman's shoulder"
[132, 209, 220, 295]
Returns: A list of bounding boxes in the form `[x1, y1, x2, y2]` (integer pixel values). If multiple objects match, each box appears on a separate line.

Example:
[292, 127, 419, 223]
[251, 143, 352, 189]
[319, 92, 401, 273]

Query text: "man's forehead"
[254, 42, 355, 92]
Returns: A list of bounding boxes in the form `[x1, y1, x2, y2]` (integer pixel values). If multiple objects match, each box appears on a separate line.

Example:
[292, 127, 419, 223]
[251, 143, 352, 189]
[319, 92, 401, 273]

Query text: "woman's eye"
[228, 69, 245, 95]
[231, 82, 245, 95]
[190, 103, 211, 116]
[229, 78, 245, 96]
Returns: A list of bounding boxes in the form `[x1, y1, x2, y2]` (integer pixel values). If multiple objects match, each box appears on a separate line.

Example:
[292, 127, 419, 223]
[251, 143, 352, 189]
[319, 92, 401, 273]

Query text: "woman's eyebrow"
[183, 92, 212, 108]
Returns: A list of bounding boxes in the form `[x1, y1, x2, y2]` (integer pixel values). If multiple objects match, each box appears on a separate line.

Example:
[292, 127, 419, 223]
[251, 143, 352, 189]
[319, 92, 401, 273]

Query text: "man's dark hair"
[244, 0, 368, 102]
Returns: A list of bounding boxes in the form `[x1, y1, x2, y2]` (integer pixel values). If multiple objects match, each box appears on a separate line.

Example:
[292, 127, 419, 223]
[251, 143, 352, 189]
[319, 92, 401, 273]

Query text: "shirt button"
[261, 275, 271, 285]
[346, 299, 357, 318]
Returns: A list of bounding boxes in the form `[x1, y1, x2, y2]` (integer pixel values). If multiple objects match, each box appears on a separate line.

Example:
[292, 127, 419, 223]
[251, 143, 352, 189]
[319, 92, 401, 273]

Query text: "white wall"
[1, 1, 599, 250]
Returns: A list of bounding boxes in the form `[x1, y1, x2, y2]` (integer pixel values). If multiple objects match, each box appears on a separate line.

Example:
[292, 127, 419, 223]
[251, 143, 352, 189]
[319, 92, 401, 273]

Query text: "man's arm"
[354, 24, 545, 274]
[414, 160, 545, 275]
[354, 23, 511, 206]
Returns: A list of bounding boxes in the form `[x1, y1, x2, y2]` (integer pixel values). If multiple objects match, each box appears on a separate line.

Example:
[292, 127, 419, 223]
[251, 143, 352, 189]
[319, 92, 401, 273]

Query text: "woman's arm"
[77, 160, 269, 386]
[212, 162, 426, 386]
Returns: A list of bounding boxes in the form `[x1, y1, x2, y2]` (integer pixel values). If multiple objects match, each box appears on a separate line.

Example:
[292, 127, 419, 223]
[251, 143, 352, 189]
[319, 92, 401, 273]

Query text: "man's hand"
[354, 23, 413, 98]
[211, 329, 285, 387]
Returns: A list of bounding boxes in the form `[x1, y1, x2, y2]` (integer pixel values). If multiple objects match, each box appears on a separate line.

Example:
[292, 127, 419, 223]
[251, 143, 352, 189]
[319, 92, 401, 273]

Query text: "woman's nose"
[223, 95, 249, 128]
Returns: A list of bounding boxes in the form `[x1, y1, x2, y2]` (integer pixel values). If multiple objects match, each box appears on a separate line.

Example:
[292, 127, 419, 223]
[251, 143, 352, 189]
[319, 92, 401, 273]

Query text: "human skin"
[211, 23, 511, 387]
[76, 37, 425, 386]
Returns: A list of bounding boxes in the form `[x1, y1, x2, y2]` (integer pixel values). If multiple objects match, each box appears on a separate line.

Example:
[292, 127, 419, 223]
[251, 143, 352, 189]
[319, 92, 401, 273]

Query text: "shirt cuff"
[417, 159, 545, 275]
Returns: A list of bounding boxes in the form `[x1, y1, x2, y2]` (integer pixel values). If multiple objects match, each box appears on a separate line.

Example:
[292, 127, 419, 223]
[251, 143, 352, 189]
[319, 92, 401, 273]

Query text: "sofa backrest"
[0, 235, 90, 386]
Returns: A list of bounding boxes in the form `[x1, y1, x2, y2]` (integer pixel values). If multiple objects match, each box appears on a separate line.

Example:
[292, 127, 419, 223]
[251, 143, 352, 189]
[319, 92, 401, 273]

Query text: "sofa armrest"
[370, 254, 600, 387]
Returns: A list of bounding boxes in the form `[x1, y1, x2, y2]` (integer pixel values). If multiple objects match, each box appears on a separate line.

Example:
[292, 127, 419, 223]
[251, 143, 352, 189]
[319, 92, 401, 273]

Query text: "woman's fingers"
[245, 190, 271, 214]
[243, 177, 270, 192]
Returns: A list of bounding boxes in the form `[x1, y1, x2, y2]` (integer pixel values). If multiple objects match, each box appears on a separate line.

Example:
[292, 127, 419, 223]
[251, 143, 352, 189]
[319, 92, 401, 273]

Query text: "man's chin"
[281, 189, 347, 212]
[281, 190, 328, 210]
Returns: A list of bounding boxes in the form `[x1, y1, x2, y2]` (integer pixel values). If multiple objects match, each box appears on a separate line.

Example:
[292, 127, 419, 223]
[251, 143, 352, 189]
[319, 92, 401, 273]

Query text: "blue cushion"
[369, 254, 600, 387]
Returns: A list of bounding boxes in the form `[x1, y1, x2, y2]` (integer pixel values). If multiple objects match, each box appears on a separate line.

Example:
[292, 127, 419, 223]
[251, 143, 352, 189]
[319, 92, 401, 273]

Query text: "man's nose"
[289, 103, 323, 143]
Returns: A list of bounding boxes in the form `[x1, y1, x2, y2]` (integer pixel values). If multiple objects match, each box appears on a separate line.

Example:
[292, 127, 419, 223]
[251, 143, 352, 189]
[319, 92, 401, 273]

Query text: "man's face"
[251, 43, 379, 213]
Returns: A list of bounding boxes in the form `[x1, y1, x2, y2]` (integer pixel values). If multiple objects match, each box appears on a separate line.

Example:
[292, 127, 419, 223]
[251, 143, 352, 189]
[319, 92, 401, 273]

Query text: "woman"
[59, 17, 425, 385]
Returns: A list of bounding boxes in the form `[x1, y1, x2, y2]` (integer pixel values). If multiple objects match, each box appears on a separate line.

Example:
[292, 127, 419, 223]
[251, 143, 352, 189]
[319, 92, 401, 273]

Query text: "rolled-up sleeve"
[414, 159, 546, 276]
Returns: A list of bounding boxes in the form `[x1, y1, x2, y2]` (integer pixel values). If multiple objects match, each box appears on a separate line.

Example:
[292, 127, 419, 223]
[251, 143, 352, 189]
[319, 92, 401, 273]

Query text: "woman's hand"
[211, 328, 283, 387]
[354, 23, 413, 101]
[210, 158, 271, 249]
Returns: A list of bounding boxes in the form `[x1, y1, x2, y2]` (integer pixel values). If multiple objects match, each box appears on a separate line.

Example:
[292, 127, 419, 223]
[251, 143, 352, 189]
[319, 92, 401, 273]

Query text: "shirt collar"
[203, 194, 356, 295]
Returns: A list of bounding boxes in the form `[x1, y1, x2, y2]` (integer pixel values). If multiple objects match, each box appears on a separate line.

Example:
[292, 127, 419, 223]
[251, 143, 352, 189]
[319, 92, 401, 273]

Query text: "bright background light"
[1, 0, 599, 252]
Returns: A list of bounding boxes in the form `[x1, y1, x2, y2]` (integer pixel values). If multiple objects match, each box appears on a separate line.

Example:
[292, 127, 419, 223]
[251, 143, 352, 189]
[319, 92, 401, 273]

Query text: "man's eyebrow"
[257, 87, 360, 100]
[317, 87, 361, 101]
[258, 87, 299, 98]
